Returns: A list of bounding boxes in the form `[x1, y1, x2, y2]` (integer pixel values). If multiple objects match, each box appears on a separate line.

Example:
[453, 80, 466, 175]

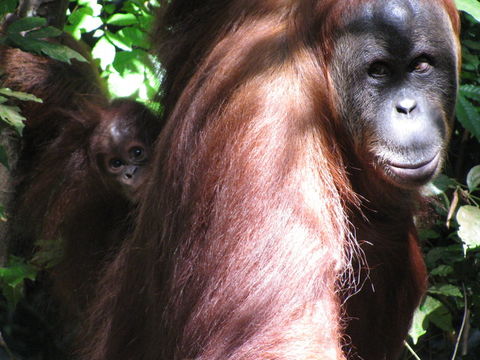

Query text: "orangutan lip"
[388, 153, 439, 170]
[387, 152, 440, 184]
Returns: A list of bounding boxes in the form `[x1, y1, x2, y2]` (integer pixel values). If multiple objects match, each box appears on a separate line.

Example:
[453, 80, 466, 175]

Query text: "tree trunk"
[17, 0, 69, 28]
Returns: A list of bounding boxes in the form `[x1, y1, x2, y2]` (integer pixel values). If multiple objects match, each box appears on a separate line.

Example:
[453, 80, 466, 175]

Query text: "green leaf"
[0, 88, 42, 103]
[113, 49, 150, 74]
[430, 265, 454, 277]
[67, 7, 102, 33]
[0, 0, 18, 17]
[456, 205, 480, 253]
[418, 228, 441, 241]
[429, 284, 463, 298]
[40, 42, 87, 63]
[461, 84, 480, 102]
[455, 0, 480, 22]
[106, 13, 138, 26]
[463, 40, 480, 51]
[409, 296, 442, 344]
[105, 30, 132, 51]
[26, 26, 63, 39]
[426, 245, 464, 267]
[92, 37, 116, 70]
[0, 104, 25, 134]
[0, 256, 37, 309]
[429, 303, 453, 332]
[426, 174, 456, 195]
[6, 34, 87, 63]
[456, 93, 480, 141]
[103, 4, 116, 14]
[119, 27, 149, 49]
[6, 17, 46, 33]
[466, 165, 480, 192]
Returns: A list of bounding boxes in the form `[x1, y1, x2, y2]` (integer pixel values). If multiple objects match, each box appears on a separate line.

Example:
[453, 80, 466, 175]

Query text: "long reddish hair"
[81, 1, 460, 359]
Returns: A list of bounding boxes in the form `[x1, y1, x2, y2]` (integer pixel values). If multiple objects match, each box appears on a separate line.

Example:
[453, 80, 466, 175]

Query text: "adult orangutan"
[1, 36, 161, 310]
[12, 99, 160, 311]
[81, 0, 460, 359]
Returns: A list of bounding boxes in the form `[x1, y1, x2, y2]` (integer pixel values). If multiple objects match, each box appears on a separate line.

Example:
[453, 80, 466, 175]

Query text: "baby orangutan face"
[90, 100, 160, 201]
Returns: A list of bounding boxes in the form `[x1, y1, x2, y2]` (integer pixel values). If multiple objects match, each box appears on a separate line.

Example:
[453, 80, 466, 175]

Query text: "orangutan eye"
[411, 56, 433, 74]
[130, 146, 145, 159]
[368, 62, 391, 78]
[109, 158, 124, 169]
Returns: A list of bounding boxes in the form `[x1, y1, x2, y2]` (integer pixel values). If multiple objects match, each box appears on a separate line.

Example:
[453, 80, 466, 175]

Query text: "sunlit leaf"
[456, 0, 480, 22]
[67, 7, 102, 33]
[113, 49, 149, 74]
[0, 104, 25, 134]
[409, 296, 442, 344]
[456, 205, 480, 253]
[106, 13, 138, 26]
[0, 88, 42, 102]
[107, 72, 143, 97]
[119, 27, 149, 49]
[105, 30, 132, 51]
[92, 37, 116, 69]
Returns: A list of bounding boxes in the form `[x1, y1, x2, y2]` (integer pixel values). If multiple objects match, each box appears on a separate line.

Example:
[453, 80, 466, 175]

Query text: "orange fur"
[80, 1, 460, 359]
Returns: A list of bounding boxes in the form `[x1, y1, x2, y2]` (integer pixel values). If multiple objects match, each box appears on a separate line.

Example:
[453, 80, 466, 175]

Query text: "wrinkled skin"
[331, 0, 458, 188]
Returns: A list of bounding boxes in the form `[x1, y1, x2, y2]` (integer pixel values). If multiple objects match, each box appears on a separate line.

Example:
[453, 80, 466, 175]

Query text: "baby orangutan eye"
[110, 158, 124, 169]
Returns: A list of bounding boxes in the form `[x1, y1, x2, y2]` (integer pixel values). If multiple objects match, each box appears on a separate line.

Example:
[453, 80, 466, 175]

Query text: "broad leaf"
[0, 104, 25, 134]
[0, 88, 42, 103]
[409, 296, 442, 343]
[26, 26, 63, 39]
[92, 37, 116, 69]
[0, 256, 37, 309]
[428, 284, 463, 298]
[466, 165, 480, 191]
[106, 13, 138, 26]
[7, 17, 46, 33]
[456, 205, 480, 253]
[456, 0, 480, 22]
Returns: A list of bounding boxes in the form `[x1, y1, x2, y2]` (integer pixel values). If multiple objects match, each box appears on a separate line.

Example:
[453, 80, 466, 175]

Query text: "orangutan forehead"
[343, 0, 451, 36]
[333, 0, 456, 59]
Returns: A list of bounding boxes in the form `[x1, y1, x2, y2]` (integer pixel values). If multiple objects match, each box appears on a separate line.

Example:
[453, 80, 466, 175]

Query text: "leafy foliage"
[0, 17, 86, 63]
[0, 88, 42, 136]
[0, 257, 36, 311]
[65, 0, 160, 102]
